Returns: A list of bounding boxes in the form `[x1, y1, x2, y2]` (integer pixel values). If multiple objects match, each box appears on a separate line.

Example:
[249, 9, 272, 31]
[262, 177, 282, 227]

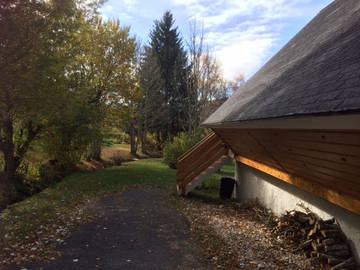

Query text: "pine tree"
[147, 11, 190, 141]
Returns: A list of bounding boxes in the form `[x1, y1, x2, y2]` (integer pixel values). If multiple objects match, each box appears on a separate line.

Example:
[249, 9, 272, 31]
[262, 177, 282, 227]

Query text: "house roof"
[204, 0, 360, 126]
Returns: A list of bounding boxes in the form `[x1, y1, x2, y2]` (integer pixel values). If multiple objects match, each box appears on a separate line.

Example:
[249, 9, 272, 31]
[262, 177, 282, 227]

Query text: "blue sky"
[101, 0, 333, 81]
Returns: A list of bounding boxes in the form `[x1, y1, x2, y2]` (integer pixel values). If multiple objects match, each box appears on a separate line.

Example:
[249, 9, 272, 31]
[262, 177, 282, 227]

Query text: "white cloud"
[170, 0, 316, 80]
[120, 0, 137, 10]
[216, 36, 276, 80]
[206, 25, 277, 80]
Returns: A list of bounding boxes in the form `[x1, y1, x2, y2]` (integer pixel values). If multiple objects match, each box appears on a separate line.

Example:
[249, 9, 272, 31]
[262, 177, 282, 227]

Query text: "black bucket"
[219, 177, 236, 199]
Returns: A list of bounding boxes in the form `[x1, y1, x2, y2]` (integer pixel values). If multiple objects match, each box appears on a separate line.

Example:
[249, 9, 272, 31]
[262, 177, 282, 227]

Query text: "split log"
[320, 230, 343, 238]
[307, 214, 318, 225]
[300, 239, 313, 249]
[322, 239, 337, 246]
[296, 212, 313, 224]
[301, 227, 312, 236]
[310, 251, 318, 258]
[308, 227, 319, 239]
[305, 250, 312, 258]
[317, 253, 343, 266]
[326, 249, 350, 257]
[311, 241, 325, 252]
[323, 218, 336, 225]
[308, 257, 321, 265]
[316, 222, 340, 231]
[324, 244, 349, 252]
[331, 257, 355, 270]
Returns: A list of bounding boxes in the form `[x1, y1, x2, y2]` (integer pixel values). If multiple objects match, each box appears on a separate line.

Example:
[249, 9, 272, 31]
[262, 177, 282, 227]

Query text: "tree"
[186, 22, 228, 131]
[0, 0, 79, 201]
[147, 11, 190, 144]
[67, 16, 137, 160]
[138, 47, 165, 150]
[227, 74, 245, 96]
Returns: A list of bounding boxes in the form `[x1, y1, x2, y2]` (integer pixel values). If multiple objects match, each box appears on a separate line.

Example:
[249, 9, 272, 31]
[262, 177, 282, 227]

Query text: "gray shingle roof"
[204, 0, 360, 126]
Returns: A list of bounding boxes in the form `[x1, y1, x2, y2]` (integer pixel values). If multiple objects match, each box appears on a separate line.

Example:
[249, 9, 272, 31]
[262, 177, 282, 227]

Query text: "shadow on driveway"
[6, 189, 210, 270]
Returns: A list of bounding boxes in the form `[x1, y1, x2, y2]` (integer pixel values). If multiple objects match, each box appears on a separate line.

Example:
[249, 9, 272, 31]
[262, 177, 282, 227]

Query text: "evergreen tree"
[147, 11, 190, 142]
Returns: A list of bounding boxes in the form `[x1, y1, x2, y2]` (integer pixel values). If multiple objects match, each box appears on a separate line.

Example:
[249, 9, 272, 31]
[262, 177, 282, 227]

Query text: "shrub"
[109, 151, 123, 166]
[38, 162, 66, 185]
[14, 161, 65, 198]
[163, 131, 205, 169]
[41, 105, 98, 169]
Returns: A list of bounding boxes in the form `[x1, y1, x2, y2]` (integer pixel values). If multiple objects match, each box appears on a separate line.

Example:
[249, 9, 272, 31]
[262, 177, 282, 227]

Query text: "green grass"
[189, 162, 235, 201]
[107, 143, 131, 152]
[0, 159, 176, 241]
[59, 158, 176, 195]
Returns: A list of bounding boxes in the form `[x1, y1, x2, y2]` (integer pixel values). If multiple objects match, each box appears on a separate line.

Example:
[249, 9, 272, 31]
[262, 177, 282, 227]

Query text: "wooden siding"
[176, 132, 229, 193]
[214, 128, 360, 214]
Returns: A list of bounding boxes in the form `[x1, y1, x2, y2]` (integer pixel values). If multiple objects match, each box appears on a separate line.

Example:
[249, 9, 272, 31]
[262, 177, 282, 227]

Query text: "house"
[177, 0, 360, 261]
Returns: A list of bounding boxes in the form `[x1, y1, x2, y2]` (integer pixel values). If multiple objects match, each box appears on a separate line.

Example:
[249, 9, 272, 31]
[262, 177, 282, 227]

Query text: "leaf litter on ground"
[176, 198, 318, 270]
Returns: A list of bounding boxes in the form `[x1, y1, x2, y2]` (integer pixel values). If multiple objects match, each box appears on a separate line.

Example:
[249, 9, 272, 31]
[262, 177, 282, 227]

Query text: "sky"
[100, 0, 334, 81]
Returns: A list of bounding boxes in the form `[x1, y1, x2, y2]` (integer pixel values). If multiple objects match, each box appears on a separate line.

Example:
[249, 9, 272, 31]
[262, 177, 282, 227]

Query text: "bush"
[42, 105, 98, 169]
[163, 132, 205, 169]
[109, 151, 123, 166]
[14, 161, 66, 198]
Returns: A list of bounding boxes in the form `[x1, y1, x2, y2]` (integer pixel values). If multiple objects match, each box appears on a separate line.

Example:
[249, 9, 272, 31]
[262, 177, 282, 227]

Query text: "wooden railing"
[176, 132, 229, 195]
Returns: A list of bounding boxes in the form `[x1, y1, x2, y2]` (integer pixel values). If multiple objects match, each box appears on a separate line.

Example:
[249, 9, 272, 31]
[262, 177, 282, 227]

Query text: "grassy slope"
[1, 159, 176, 231]
[101, 143, 145, 161]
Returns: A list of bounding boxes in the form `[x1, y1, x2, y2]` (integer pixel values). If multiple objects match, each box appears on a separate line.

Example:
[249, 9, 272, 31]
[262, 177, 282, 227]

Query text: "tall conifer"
[148, 11, 190, 140]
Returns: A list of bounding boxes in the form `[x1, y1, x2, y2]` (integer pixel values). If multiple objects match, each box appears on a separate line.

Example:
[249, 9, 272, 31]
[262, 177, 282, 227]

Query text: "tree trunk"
[88, 136, 103, 161]
[139, 128, 148, 155]
[129, 123, 138, 156]
[1, 118, 18, 202]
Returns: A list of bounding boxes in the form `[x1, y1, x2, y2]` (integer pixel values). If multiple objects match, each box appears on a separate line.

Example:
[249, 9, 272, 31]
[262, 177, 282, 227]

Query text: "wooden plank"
[267, 144, 360, 168]
[177, 140, 226, 178]
[274, 152, 360, 177]
[230, 148, 284, 170]
[254, 136, 360, 157]
[177, 133, 218, 164]
[235, 156, 360, 216]
[178, 146, 226, 184]
[256, 142, 360, 182]
[217, 128, 360, 146]
[178, 147, 228, 187]
[277, 158, 355, 183]
[177, 138, 224, 171]
[249, 130, 360, 146]
[263, 146, 360, 176]
[179, 147, 228, 186]
[218, 134, 291, 170]
[177, 133, 219, 164]
[280, 164, 360, 198]
[220, 131, 360, 167]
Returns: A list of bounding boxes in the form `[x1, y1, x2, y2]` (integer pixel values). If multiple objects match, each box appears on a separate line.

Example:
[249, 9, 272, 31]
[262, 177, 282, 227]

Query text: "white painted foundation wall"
[235, 162, 360, 262]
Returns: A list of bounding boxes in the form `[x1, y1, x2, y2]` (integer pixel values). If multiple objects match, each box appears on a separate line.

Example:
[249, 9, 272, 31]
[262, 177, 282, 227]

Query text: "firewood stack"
[273, 210, 357, 270]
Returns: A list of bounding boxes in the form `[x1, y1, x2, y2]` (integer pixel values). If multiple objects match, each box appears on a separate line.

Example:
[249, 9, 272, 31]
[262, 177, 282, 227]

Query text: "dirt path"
[5, 189, 209, 270]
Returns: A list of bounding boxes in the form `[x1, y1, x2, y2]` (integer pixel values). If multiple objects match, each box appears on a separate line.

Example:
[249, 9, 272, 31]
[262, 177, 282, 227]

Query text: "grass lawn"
[101, 143, 138, 160]
[190, 161, 235, 201]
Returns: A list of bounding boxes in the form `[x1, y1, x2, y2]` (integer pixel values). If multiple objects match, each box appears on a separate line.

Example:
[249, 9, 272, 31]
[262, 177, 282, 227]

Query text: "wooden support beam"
[235, 155, 360, 216]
